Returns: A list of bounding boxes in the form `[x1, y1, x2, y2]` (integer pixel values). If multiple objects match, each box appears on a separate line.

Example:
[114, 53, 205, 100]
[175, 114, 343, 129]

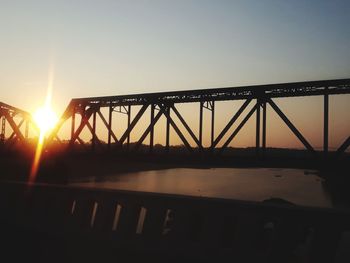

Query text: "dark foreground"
[1, 181, 349, 263]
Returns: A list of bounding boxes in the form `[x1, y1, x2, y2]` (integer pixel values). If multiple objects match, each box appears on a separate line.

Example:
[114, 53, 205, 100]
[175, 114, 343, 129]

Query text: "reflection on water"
[70, 168, 332, 208]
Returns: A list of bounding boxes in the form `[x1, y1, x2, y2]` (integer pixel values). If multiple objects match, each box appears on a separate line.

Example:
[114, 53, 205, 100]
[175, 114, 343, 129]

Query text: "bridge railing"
[0, 181, 349, 262]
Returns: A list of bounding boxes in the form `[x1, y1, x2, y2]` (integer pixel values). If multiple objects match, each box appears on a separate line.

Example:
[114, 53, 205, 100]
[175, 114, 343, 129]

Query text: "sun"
[33, 105, 58, 136]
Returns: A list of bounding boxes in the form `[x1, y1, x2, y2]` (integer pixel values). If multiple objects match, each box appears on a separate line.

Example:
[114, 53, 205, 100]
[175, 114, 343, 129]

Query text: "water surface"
[70, 168, 331, 208]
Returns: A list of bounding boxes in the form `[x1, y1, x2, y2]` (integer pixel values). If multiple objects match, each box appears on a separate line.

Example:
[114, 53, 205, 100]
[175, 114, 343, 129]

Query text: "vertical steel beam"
[71, 109, 75, 141]
[211, 99, 252, 149]
[256, 99, 260, 156]
[166, 106, 170, 153]
[1, 116, 5, 142]
[8, 119, 24, 141]
[108, 103, 113, 148]
[134, 107, 165, 150]
[2, 111, 25, 142]
[162, 105, 193, 152]
[262, 101, 267, 155]
[119, 104, 148, 146]
[92, 110, 97, 151]
[69, 110, 93, 145]
[324, 88, 329, 157]
[97, 110, 118, 143]
[127, 105, 131, 149]
[199, 101, 203, 149]
[150, 104, 155, 152]
[211, 101, 215, 147]
[25, 120, 29, 139]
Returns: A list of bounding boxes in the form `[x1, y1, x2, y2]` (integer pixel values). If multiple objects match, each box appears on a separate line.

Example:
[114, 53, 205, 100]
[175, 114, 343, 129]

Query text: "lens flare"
[29, 104, 58, 184]
[29, 60, 57, 184]
[34, 106, 58, 135]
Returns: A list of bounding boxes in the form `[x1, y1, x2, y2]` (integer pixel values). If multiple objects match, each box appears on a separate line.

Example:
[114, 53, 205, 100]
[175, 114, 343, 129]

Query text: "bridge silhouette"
[0, 101, 38, 147]
[1, 78, 350, 157]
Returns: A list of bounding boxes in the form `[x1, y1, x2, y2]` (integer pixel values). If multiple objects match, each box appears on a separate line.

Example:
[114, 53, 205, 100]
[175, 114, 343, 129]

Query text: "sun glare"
[34, 106, 58, 136]
[29, 59, 57, 185]
[29, 104, 58, 184]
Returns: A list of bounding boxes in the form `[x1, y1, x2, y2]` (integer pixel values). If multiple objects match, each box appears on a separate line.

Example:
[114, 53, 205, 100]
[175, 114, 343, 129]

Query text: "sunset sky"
[1, 1, 349, 149]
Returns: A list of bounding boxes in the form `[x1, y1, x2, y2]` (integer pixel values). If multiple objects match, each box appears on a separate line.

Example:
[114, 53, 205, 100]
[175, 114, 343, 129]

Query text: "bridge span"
[1, 79, 350, 156]
[46, 78, 350, 156]
[0, 102, 38, 147]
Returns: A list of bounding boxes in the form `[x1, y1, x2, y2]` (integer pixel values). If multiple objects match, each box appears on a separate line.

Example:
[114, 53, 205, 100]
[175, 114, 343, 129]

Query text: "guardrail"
[0, 181, 349, 262]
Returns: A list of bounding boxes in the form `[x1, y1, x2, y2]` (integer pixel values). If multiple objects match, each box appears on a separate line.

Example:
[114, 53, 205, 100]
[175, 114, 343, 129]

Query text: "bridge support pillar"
[92, 111, 97, 151]
[150, 104, 155, 153]
[0, 116, 5, 142]
[211, 101, 215, 151]
[262, 101, 267, 157]
[71, 109, 75, 142]
[199, 101, 203, 151]
[127, 105, 131, 149]
[256, 99, 260, 156]
[165, 106, 170, 153]
[108, 103, 113, 148]
[25, 120, 29, 139]
[324, 88, 329, 158]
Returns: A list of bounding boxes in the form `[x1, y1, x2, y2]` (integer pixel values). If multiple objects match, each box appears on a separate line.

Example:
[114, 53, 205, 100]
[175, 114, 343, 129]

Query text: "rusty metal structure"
[0, 102, 38, 146]
[48, 78, 350, 156]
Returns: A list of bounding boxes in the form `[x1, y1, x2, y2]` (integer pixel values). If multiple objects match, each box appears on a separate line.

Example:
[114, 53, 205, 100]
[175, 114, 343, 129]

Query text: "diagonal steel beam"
[97, 110, 118, 143]
[336, 136, 350, 155]
[118, 104, 149, 146]
[219, 104, 258, 153]
[170, 105, 202, 148]
[69, 111, 93, 145]
[48, 117, 68, 143]
[8, 119, 25, 140]
[162, 105, 193, 152]
[3, 111, 25, 142]
[77, 137, 85, 145]
[134, 107, 165, 150]
[267, 98, 315, 153]
[85, 120, 103, 147]
[54, 135, 62, 144]
[211, 99, 252, 149]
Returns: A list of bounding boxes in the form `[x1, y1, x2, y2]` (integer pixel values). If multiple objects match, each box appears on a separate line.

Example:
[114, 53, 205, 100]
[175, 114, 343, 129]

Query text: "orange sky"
[1, 1, 349, 149]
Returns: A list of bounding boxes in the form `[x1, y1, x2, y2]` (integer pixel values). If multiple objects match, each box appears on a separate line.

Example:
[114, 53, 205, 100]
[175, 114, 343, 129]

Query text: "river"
[70, 167, 333, 208]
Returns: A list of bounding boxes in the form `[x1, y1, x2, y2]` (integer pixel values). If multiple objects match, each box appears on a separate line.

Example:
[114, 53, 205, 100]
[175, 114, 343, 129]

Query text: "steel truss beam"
[131, 103, 196, 152]
[199, 101, 215, 149]
[211, 99, 252, 149]
[47, 78, 349, 157]
[337, 136, 350, 155]
[0, 102, 37, 145]
[161, 104, 193, 152]
[134, 105, 165, 151]
[171, 105, 202, 149]
[219, 104, 258, 153]
[118, 104, 149, 146]
[69, 78, 350, 108]
[69, 109, 94, 146]
[267, 98, 315, 153]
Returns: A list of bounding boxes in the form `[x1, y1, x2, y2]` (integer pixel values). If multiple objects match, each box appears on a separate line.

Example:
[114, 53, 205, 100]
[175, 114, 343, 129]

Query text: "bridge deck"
[71, 78, 350, 107]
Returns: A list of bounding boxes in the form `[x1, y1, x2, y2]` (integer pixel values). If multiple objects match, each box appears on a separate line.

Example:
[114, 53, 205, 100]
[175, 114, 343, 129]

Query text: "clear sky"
[1, 1, 349, 149]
